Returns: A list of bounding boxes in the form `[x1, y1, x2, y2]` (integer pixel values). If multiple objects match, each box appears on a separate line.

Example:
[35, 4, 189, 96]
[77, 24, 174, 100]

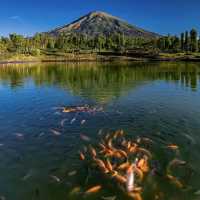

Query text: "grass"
[1, 51, 200, 63]
[159, 52, 200, 59]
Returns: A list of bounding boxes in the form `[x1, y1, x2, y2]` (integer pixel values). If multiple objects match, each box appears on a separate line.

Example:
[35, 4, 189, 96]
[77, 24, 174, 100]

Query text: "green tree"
[9, 33, 26, 53]
[181, 33, 185, 51]
[184, 31, 189, 52]
[157, 37, 166, 50]
[47, 37, 55, 49]
[172, 36, 180, 52]
[190, 28, 198, 52]
[198, 38, 200, 52]
[165, 36, 172, 50]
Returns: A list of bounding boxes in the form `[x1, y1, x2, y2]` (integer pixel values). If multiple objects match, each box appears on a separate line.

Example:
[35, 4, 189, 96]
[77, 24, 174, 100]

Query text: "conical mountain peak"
[49, 11, 159, 38]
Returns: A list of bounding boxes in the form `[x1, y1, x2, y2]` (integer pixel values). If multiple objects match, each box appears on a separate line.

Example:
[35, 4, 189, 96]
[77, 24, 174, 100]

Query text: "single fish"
[69, 186, 81, 195]
[81, 120, 86, 125]
[118, 130, 124, 137]
[98, 129, 103, 136]
[105, 159, 113, 172]
[50, 175, 61, 183]
[133, 165, 144, 181]
[94, 158, 108, 173]
[166, 144, 179, 150]
[184, 134, 195, 144]
[137, 157, 149, 173]
[80, 134, 91, 142]
[50, 129, 61, 136]
[22, 170, 34, 181]
[68, 170, 77, 176]
[105, 133, 110, 140]
[107, 138, 113, 149]
[118, 162, 130, 170]
[79, 151, 85, 161]
[126, 164, 135, 192]
[167, 158, 186, 172]
[137, 147, 152, 158]
[128, 192, 143, 200]
[114, 173, 127, 184]
[60, 118, 68, 127]
[112, 151, 123, 159]
[116, 149, 127, 158]
[15, 133, 24, 138]
[129, 144, 137, 153]
[137, 137, 154, 144]
[85, 185, 102, 194]
[99, 143, 106, 150]
[166, 174, 183, 188]
[54, 111, 61, 115]
[63, 107, 76, 113]
[169, 158, 186, 166]
[127, 141, 132, 149]
[70, 118, 76, 124]
[38, 132, 45, 138]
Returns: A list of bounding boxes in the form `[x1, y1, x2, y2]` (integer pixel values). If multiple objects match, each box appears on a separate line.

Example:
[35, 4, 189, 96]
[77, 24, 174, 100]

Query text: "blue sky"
[1, 0, 200, 36]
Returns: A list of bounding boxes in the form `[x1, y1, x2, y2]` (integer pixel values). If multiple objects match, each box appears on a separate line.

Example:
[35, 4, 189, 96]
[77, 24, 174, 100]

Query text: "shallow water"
[0, 62, 200, 200]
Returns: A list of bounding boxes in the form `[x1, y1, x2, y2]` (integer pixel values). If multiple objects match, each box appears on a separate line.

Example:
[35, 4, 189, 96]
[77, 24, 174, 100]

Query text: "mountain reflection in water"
[0, 62, 199, 102]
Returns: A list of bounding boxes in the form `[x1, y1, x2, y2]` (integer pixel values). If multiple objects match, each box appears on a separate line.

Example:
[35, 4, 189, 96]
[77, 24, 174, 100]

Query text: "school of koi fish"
[78, 130, 188, 200]
[51, 105, 191, 199]
[62, 105, 104, 114]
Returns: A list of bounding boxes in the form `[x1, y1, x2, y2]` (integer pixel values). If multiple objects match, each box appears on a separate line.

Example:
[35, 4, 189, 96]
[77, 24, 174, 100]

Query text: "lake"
[0, 62, 200, 200]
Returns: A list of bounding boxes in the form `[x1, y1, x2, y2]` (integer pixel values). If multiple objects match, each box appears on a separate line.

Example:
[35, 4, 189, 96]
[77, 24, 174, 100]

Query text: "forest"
[0, 28, 200, 56]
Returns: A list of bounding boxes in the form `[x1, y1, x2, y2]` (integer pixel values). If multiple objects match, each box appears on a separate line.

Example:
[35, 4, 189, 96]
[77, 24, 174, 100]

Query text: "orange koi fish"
[79, 152, 85, 161]
[166, 174, 183, 188]
[107, 138, 113, 149]
[116, 149, 128, 158]
[63, 108, 76, 113]
[167, 144, 179, 150]
[105, 159, 113, 172]
[89, 146, 97, 157]
[114, 173, 127, 184]
[118, 162, 130, 170]
[137, 157, 149, 173]
[85, 185, 102, 194]
[128, 192, 143, 200]
[133, 165, 144, 181]
[94, 158, 108, 173]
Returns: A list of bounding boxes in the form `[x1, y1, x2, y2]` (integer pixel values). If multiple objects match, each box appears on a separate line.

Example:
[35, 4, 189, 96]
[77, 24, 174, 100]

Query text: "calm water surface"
[0, 62, 200, 200]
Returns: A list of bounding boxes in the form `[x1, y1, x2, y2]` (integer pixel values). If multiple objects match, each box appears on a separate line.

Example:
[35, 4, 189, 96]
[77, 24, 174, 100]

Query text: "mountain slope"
[49, 11, 160, 39]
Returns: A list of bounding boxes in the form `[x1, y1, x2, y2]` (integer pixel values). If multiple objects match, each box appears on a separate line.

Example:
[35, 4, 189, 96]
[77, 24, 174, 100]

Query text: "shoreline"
[1, 53, 200, 65]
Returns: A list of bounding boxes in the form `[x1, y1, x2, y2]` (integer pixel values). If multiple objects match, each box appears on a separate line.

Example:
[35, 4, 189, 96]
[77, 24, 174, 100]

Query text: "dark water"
[0, 62, 200, 200]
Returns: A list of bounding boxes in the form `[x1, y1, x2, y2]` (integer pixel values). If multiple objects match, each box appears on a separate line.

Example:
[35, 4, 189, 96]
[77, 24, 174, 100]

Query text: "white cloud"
[9, 16, 22, 22]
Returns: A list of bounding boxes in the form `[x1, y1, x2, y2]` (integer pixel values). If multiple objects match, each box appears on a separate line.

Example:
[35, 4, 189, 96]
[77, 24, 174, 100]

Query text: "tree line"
[157, 29, 200, 53]
[0, 28, 200, 55]
[0, 32, 148, 55]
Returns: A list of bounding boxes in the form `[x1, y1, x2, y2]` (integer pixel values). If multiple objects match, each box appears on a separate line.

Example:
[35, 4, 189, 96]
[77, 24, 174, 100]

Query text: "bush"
[30, 49, 40, 56]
